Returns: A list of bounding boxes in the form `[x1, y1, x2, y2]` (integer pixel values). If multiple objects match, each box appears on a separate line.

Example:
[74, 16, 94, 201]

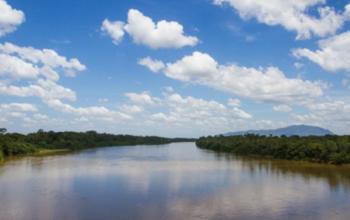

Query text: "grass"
[37, 149, 72, 154]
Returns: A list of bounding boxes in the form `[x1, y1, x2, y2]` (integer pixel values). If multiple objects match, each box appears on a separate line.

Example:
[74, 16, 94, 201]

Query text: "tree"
[0, 128, 7, 135]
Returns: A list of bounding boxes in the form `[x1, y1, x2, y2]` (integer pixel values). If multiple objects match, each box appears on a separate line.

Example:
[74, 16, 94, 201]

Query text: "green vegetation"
[171, 137, 198, 142]
[0, 128, 196, 160]
[37, 149, 72, 154]
[196, 134, 350, 165]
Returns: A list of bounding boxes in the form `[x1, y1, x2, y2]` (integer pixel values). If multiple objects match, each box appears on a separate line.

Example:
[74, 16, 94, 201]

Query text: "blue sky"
[1, 0, 350, 137]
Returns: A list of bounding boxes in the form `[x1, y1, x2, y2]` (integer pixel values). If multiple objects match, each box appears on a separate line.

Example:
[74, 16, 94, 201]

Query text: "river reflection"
[0, 142, 349, 220]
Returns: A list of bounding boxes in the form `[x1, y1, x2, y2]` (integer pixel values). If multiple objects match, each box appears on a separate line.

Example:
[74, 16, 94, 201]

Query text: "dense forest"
[0, 128, 196, 160]
[196, 134, 350, 165]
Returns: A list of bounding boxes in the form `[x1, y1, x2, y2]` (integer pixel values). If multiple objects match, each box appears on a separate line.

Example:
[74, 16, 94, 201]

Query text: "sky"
[1, 0, 350, 138]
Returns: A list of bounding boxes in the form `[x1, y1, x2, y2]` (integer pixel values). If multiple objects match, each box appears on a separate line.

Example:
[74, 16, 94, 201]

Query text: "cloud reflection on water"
[0, 143, 349, 219]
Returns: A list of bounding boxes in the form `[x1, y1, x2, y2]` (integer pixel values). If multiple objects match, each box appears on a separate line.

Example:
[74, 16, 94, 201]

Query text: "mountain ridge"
[221, 125, 334, 137]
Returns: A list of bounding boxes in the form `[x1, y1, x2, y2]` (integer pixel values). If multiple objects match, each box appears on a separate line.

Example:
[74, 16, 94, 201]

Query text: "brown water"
[0, 142, 349, 220]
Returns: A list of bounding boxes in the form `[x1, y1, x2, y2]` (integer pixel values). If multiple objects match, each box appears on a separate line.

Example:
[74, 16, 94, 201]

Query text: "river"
[0, 142, 349, 220]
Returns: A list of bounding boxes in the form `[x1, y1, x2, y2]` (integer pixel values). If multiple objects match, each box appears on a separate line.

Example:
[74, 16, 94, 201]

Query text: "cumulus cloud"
[152, 94, 223, 122]
[0, 103, 38, 112]
[273, 105, 292, 112]
[230, 107, 252, 119]
[0, 79, 76, 101]
[6, 112, 26, 118]
[143, 92, 253, 134]
[306, 101, 350, 121]
[34, 114, 49, 120]
[44, 99, 133, 121]
[103, 9, 199, 49]
[228, 98, 241, 107]
[342, 79, 350, 89]
[164, 86, 174, 93]
[117, 104, 144, 114]
[74, 117, 89, 122]
[293, 31, 350, 72]
[40, 66, 59, 81]
[165, 52, 218, 82]
[162, 51, 324, 104]
[165, 94, 227, 114]
[0, 40, 87, 115]
[101, 19, 125, 45]
[119, 92, 253, 134]
[0, 103, 38, 123]
[213, 0, 350, 40]
[125, 92, 155, 105]
[137, 57, 165, 72]
[124, 9, 199, 49]
[0, 42, 86, 73]
[294, 62, 304, 69]
[0, 53, 39, 79]
[292, 100, 350, 134]
[0, 0, 25, 37]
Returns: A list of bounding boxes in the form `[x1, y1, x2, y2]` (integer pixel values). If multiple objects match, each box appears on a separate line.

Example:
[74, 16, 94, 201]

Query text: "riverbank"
[37, 149, 72, 154]
[0, 130, 196, 159]
[196, 134, 350, 165]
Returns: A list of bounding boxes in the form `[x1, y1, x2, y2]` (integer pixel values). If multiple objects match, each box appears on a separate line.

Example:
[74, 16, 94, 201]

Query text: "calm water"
[1, 142, 350, 220]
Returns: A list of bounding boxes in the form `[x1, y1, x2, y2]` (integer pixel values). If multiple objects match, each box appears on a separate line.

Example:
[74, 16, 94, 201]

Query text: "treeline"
[172, 137, 198, 142]
[0, 129, 195, 160]
[196, 134, 350, 164]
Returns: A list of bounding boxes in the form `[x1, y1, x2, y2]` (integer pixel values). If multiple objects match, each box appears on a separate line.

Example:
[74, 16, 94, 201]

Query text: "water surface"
[1, 142, 349, 220]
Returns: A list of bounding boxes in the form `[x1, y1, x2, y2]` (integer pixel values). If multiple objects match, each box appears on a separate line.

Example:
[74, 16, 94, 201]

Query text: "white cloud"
[6, 112, 26, 118]
[213, 0, 350, 40]
[34, 114, 49, 120]
[138, 57, 165, 72]
[0, 42, 86, 72]
[123, 9, 199, 49]
[307, 101, 350, 121]
[117, 105, 144, 114]
[151, 93, 227, 122]
[44, 99, 133, 121]
[228, 98, 241, 107]
[0, 54, 39, 79]
[98, 98, 109, 103]
[165, 51, 218, 81]
[293, 31, 350, 72]
[40, 66, 59, 81]
[342, 79, 350, 89]
[162, 51, 324, 104]
[230, 107, 252, 119]
[0, 103, 38, 112]
[164, 86, 174, 93]
[165, 94, 227, 114]
[151, 112, 168, 120]
[0, 117, 8, 123]
[101, 19, 125, 45]
[74, 117, 89, 122]
[23, 117, 36, 123]
[117, 91, 253, 135]
[0, 41, 88, 117]
[294, 62, 304, 69]
[0, 0, 25, 37]
[147, 93, 254, 131]
[125, 92, 155, 105]
[0, 79, 76, 101]
[292, 100, 350, 134]
[273, 105, 292, 112]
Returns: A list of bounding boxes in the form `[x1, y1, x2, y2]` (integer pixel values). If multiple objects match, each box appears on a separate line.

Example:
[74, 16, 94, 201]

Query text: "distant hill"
[221, 125, 334, 137]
